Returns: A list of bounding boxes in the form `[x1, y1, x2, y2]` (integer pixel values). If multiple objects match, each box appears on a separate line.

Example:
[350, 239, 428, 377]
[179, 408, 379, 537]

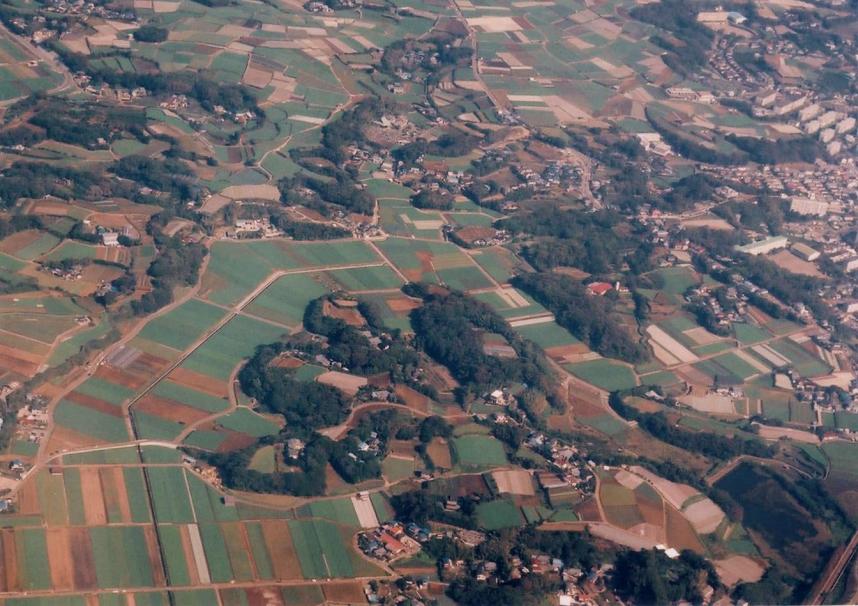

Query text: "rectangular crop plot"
[89, 526, 156, 588]
[245, 522, 274, 580]
[199, 523, 233, 583]
[147, 467, 194, 523]
[16, 528, 52, 590]
[215, 408, 280, 438]
[74, 377, 135, 406]
[152, 380, 229, 413]
[325, 265, 403, 291]
[138, 299, 225, 351]
[287, 519, 354, 579]
[564, 359, 637, 391]
[476, 499, 524, 530]
[302, 498, 359, 528]
[452, 435, 507, 468]
[123, 467, 152, 523]
[53, 401, 129, 443]
[187, 473, 238, 524]
[158, 524, 192, 587]
[246, 273, 328, 326]
[436, 265, 493, 291]
[181, 314, 281, 379]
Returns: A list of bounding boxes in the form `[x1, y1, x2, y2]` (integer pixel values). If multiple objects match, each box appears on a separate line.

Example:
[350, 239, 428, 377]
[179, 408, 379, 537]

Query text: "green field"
[202, 240, 380, 306]
[734, 323, 770, 345]
[54, 400, 129, 443]
[181, 314, 281, 378]
[152, 380, 230, 413]
[147, 467, 194, 523]
[476, 499, 524, 530]
[16, 528, 52, 590]
[159, 524, 192, 586]
[326, 265, 403, 291]
[514, 320, 580, 349]
[75, 377, 135, 406]
[187, 473, 239, 523]
[287, 519, 357, 579]
[138, 298, 225, 351]
[216, 407, 280, 437]
[302, 497, 360, 527]
[90, 526, 155, 588]
[564, 359, 637, 391]
[452, 434, 508, 468]
[768, 338, 830, 377]
[246, 273, 329, 326]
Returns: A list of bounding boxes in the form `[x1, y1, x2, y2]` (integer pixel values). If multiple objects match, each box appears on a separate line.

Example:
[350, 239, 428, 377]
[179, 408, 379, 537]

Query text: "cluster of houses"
[358, 521, 427, 562]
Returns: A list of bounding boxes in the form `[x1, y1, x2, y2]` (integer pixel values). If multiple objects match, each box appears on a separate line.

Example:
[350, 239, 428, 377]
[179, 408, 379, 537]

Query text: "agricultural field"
[0, 457, 383, 600]
[451, 434, 508, 469]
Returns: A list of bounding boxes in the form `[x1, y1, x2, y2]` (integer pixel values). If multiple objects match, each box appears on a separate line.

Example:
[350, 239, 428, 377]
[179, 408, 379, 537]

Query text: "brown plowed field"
[46, 528, 74, 590]
[244, 587, 286, 606]
[46, 425, 104, 452]
[0, 352, 37, 376]
[0, 341, 43, 363]
[427, 438, 452, 469]
[0, 530, 20, 592]
[144, 526, 166, 586]
[99, 467, 132, 523]
[68, 527, 97, 590]
[80, 468, 108, 526]
[65, 391, 123, 417]
[136, 394, 209, 425]
[324, 581, 366, 603]
[16, 480, 39, 515]
[665, 506, 704, 553]
[93, 365, 148, 390]
[169, 367, 229, 397]
[575, 498, 602, 522]
[261, 521, 302, 580]
[395, 385, 431, 414]
[128, 352, 171, 375]
[217, 431, 257, 453]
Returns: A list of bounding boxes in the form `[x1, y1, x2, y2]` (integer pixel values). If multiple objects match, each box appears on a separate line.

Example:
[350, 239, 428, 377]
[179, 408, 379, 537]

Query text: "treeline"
[318, 98, 390, 164]
[279, 172, 374, 216]
[47, 43, 261, 116]
[609, 393, 773, 459]
[302, 295, 421, 379]
[408, 285, 553, 399]
[732, 254, 830, 320]
[130, 229, 206, 316]
[410, 189, 454, 211]
[0, 162, 102, 207]
[726, 134, 823, 165]
[513, 273, 649, 364]
[646, 108, 746, 165]
[630, 0, 713, 74]
[5, 96, 148, 149]
[113, 155, 197, 202]
[239, 342, 350, 431]
[132, 25, 168, 43]
[501, 207, 628, 273]
[394, 130, 480, 166]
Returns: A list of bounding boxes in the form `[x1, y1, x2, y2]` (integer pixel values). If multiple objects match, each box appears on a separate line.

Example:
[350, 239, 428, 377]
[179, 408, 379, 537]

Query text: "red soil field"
[261, 520, 303, 580]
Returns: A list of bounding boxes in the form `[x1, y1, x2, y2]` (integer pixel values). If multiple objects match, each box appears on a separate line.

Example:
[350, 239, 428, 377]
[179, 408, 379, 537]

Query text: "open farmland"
[452, 434, 508, 468]
[0, 453, 384, 600]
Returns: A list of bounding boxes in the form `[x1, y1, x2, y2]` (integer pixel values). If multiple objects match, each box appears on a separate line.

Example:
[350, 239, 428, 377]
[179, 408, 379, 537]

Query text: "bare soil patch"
[80, 468, 108, 526]
[492, 469, 535, 496]
[427, 438, 452, 469]
[262, 520, 303, 580]
[46, 528, 74, 590]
